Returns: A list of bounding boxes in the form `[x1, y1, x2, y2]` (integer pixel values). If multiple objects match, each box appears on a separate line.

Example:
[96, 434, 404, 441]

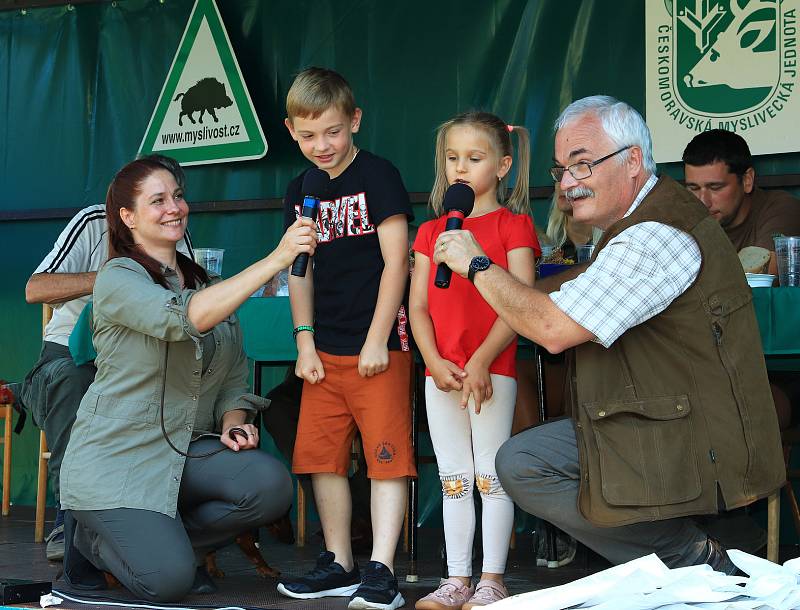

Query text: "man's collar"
[623, 174, 658, 219]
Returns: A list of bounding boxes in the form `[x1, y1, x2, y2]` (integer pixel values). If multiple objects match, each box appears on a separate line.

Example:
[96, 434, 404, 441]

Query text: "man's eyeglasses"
[549, 146, 632, 182]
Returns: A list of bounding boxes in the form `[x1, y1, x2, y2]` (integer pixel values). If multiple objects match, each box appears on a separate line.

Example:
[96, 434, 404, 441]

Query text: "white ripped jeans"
[425, 375, 516, 576]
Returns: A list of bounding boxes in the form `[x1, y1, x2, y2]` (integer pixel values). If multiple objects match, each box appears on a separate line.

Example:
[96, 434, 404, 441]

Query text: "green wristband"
[293, 325, 315, 339]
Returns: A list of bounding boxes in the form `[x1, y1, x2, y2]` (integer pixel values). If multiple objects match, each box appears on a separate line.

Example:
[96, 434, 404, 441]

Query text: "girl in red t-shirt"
[410, 112, 539, 610]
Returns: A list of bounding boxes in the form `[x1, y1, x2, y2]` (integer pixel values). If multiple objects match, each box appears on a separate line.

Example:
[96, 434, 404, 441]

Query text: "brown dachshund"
[205, 516, 293, 579]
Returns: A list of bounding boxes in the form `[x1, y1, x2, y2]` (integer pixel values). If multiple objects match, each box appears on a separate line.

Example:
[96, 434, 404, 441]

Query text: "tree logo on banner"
[138, 0, 267, 166]
[646, 0, 799, 161]
[663, 0, 794, 123]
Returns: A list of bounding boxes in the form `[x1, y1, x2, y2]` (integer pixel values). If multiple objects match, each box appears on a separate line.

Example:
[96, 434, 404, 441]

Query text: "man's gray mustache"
[566, 186, 595, 203]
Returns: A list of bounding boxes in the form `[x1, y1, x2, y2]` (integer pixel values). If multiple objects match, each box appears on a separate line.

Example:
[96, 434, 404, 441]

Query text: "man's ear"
[284, 117, 298, 142]
[350, 108, 363, 134]
[626, 146, 644, 177]
[742, 167, 755, 194]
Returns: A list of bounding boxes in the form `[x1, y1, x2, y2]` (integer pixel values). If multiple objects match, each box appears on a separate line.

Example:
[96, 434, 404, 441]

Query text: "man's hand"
[25, 271, 97, 304]
[433, 230, 486, 278]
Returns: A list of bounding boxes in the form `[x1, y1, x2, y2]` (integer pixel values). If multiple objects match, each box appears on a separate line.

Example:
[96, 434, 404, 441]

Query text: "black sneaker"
[277, 551, 360, 599]
[348, 561, 404, 610]
[45, 524, 65, 562]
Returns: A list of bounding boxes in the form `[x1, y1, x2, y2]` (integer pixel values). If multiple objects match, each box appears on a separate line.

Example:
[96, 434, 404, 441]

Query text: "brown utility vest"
[569, 175, 785, 527]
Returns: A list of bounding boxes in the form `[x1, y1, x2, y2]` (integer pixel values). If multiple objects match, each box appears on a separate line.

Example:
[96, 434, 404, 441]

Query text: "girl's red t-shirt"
[413, 207, 540, 378]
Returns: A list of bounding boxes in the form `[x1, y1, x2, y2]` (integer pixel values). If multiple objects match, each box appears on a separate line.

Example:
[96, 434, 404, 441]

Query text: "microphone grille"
[442, 182, 475, 215]
[301, 168, 330, 198]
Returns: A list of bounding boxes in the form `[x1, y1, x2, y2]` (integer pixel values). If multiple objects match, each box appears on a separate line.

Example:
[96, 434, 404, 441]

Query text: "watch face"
[470, 256, 491, 272]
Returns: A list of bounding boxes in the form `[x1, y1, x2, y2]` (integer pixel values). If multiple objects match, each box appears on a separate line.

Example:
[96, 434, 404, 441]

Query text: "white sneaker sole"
[348, 591, 405, 610]
[536, 545, 577, 568]
[277, 582, 360, 599]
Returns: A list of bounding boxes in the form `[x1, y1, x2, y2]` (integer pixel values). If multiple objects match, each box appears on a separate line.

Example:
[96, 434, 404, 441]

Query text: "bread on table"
[738, 246, 771, 274]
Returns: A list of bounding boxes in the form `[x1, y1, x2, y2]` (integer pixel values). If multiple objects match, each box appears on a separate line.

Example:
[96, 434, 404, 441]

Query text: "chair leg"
[35, 432, 48, 543]
[784, 476, 800, 538]
[296, 483, 306, 547]
[403, 502, 409, 553]
[783, 442, 800, 540]
[2, 404, 11, 516]
[767, 491, 780, 563]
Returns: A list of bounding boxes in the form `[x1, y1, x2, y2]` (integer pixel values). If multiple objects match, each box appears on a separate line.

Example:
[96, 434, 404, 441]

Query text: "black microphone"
[434, 183, 475, 288]
[291, 168, 329, 277]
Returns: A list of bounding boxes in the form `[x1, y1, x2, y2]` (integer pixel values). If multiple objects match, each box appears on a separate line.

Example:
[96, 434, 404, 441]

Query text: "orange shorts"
[292, 350, 417, 479]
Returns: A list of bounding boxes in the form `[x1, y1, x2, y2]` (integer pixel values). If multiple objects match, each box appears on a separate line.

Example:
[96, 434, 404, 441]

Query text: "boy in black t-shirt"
[276, 67, 415, 610]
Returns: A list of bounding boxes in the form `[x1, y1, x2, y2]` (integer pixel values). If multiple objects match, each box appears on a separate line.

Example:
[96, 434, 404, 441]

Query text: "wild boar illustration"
[173, 78, 233, 126]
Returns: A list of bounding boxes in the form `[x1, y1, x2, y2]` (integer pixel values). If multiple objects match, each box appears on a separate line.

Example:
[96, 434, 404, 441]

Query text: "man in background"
[683, 129, 800, 275]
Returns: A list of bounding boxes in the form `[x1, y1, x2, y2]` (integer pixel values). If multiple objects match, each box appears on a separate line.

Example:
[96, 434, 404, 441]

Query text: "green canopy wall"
[1, 0, 797, 511]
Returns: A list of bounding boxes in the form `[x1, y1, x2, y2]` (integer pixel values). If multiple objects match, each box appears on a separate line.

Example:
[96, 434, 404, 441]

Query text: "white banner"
[646, 0, 800, 162]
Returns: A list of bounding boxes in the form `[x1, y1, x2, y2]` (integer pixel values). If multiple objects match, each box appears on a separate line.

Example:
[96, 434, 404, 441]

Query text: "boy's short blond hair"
[286, 67, 356, 121]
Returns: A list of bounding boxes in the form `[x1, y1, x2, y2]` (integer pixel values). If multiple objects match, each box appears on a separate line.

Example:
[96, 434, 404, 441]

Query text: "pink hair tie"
[506, 124, 514, 132]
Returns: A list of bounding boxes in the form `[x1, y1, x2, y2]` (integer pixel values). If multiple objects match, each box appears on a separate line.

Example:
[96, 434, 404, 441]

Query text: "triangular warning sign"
[138, 0, 267, 166]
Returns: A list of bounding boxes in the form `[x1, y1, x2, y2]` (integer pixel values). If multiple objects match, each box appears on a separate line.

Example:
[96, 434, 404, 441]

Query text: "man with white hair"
[434, 95, 784, 570]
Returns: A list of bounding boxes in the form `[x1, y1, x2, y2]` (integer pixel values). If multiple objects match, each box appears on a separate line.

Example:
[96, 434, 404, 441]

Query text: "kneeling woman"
[59, 156, 316, 602]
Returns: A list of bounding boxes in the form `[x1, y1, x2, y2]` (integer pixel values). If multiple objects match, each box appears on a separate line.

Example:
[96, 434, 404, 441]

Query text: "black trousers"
[72, 439, 293, 602]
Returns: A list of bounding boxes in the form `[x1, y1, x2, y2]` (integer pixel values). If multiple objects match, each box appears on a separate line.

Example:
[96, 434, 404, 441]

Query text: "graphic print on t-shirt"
[283, 150, 413, 355]
[293, 192, 376, 244]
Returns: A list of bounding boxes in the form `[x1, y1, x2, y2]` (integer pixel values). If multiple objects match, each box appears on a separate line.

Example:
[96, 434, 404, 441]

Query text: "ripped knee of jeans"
[440, 474, 471, 500]
[476, 472, 506, 497]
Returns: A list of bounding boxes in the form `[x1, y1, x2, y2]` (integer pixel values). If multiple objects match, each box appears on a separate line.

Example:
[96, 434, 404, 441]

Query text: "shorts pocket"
[583, 395, 701, 507]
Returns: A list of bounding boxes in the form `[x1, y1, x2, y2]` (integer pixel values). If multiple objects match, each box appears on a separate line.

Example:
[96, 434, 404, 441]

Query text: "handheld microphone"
[291, 168, 329, 277]
[434, 182, 475, 288]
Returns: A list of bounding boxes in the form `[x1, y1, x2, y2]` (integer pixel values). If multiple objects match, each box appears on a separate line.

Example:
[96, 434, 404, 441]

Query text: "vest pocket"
[583, 395, 702, 507]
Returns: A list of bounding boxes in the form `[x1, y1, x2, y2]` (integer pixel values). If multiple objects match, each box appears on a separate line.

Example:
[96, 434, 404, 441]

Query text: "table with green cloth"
[237, 296, 296, 396]
[236, 288, 800, 366]
[68, 287, 799, 370]
[753, 288, 800, 368]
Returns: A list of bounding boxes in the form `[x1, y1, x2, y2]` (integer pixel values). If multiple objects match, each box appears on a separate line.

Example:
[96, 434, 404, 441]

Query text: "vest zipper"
[712, 322, 722, 345]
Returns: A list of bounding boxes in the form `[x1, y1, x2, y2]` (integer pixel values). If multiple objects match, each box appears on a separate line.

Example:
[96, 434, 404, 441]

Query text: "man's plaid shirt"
[550, 175, 702, 348]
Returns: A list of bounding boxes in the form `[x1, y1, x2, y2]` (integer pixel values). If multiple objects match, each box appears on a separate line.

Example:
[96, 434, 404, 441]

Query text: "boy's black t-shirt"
[283, 150, 413, 355]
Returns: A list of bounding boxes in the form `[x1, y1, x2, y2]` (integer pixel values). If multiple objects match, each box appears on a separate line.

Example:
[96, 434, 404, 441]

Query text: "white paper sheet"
[490, 551, 800, 610]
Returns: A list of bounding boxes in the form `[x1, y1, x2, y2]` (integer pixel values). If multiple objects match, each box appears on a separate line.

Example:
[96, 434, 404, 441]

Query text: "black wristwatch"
[468, 256, 492, 283]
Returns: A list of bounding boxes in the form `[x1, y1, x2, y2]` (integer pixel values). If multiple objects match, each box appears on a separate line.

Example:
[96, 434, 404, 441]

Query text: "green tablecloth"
[752, 287, 800, 357]
[237, 296, 297, 362]
[67, 299, 295, 367]
[237, 289, 800, 361]
[70, 289, 800, 366]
